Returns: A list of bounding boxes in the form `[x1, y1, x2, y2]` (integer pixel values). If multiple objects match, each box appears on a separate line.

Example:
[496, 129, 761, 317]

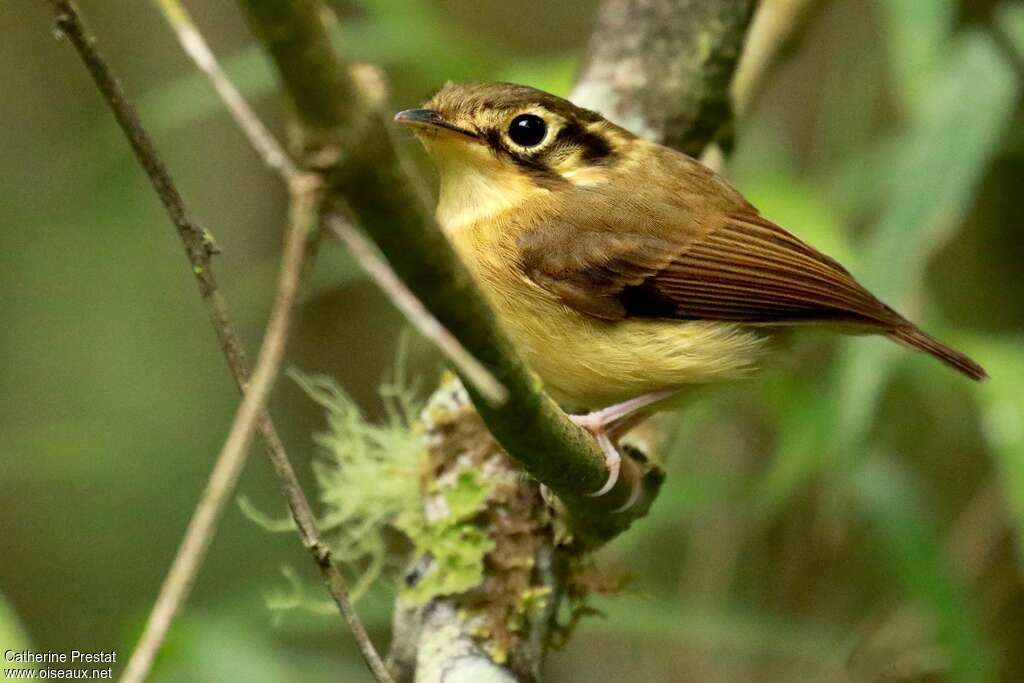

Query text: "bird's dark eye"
[508, 114, 547, 147]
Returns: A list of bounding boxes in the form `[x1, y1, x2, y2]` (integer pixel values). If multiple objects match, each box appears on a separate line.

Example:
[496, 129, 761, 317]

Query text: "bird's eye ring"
[508, 114, 547, 147]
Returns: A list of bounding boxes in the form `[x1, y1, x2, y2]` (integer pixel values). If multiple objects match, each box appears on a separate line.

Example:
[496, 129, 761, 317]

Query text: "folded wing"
[518, 209, 986, 380]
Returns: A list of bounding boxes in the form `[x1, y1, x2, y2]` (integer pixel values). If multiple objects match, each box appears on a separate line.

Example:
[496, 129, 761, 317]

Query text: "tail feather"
[888, 326, 988, 381]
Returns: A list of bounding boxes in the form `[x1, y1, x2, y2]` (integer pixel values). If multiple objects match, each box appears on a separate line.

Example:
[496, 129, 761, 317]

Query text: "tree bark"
[573, 0, 758, 155]
[389, 2, 759, 680]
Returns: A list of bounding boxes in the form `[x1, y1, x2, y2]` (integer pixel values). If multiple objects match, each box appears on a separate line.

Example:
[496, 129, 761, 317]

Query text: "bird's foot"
[570, 389, 678, 436]
[565, 390, 676, 511]
[568, 416, 641, 512]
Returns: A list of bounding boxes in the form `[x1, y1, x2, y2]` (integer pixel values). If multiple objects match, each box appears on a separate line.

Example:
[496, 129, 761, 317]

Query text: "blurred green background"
[2, 0, 1023, 681]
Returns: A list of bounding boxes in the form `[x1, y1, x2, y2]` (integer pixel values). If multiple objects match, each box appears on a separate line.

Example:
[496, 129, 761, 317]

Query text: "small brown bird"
[396, 82, 986, 502]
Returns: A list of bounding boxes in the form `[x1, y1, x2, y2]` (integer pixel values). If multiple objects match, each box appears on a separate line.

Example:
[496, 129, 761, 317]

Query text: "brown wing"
[519, 211, 988, 380]
[520, 211, 898, 326]
[639, 213, 900, 324]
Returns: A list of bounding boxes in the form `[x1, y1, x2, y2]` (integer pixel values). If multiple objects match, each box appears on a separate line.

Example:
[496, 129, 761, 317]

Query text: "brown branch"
[121, 172, 322, 683]
[151, 0, 299, 180]
[572, 0, 759, 155]
[237, 0, 659, 543]
[45, 2, 391, 682]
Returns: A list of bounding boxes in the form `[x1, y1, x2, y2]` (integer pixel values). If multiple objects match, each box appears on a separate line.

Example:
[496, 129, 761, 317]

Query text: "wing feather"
[520, 210, 900, 327]
[515, 160, 986, 380]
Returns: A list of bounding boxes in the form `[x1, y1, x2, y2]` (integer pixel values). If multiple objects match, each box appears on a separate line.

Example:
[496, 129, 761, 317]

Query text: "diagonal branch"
[153, 0, 506, 407]
[121, 171, 323, 683]
[44, 2, 391, 682]
[237, 0, 659, 548]
[572, 0, 759, 155]
[325, 214, 508, 405]
[150, 0, 299, 180]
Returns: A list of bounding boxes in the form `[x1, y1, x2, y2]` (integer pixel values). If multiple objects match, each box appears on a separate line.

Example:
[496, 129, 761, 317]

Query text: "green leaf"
[970, 336, 1024, 572]
[835, 27, 1021, 451]
[853, 458, 994, 682]
[877, 0, 956, 112]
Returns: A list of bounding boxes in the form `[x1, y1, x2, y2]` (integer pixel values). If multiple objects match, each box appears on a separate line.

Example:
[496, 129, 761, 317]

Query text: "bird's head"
[395, 82, 630, 230]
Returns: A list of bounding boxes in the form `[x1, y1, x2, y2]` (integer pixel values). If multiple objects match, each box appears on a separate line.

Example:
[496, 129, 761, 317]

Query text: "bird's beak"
[394, 109, 480, 140]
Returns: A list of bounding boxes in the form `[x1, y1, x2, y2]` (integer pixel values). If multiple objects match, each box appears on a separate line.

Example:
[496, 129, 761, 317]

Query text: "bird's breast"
[446, 214, 768, 410]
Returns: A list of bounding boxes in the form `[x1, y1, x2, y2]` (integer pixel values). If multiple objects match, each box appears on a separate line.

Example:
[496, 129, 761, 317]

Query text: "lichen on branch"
[237, 0, 662, 543]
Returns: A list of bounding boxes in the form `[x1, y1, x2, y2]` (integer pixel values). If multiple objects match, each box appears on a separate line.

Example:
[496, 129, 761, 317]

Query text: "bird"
[394, 81, 987, 504]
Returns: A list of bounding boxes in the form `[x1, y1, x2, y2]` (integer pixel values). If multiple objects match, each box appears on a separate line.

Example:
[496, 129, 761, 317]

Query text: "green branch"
[238, 0, 662, 546]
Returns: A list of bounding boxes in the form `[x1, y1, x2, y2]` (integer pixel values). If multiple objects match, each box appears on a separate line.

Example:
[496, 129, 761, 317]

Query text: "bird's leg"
[570, 389, 678, 504]
[571, 389, 679, 435]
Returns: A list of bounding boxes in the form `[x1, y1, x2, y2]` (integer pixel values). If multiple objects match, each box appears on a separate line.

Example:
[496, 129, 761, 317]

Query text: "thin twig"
[121, 173, 321, 683]
[153, 0, 506, 407]
[46, 2, 392, 681]
[150, 0, 299, 180]
[236, 0, 657, 541]
[701, 0, 824, 170]
[731, 0, 825, 119]
[326, 214, 508, 405]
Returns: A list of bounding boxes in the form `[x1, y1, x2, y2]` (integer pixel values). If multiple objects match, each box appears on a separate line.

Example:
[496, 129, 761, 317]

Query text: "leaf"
[877, 0, 956, 112]
[835, 26, 1021, 450]
[969, 336, 1024, 572]
[585, 595, 845, 662]
[853, 458, 994, 682]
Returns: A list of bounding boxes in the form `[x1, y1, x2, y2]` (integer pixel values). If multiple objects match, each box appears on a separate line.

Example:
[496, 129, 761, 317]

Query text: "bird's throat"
[431, 147, 547, 234]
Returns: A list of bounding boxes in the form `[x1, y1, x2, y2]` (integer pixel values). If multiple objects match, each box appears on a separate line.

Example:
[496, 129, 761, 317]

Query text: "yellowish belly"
[447, 216, 769, 410]
[501, 297, 768, 409]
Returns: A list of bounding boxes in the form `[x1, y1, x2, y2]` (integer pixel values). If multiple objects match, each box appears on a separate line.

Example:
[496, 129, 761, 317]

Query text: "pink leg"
[571, 389, 678, 503]
[587, 432, 621, 497]
[571, 389, 678, 434]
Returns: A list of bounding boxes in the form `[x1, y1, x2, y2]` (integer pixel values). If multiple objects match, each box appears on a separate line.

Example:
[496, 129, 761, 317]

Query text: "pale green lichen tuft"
[399, 470, 497, 606]
[293, 354, 426, 602]
[443, 471, 491, 521]
[263, 565, 340, 623]
[243, 343, 427, 611]
[245, 348, 505, 616]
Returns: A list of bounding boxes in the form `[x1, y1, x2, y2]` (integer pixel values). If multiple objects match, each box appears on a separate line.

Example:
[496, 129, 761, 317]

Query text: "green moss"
[444, 471, 490, 520]
[511, 586, 551, 632]
[296, 364, 426, 601]
[399, 469, 496, 606]
[241, 350, 426, 610]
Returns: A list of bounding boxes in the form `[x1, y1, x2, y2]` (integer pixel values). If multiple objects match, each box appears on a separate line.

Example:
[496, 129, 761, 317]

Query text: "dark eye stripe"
[481, 117, 615, 189]
[553, 122, 614, 163]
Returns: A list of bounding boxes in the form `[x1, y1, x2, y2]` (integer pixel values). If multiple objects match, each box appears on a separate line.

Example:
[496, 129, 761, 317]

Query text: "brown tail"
[888, 326, 988, 381]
